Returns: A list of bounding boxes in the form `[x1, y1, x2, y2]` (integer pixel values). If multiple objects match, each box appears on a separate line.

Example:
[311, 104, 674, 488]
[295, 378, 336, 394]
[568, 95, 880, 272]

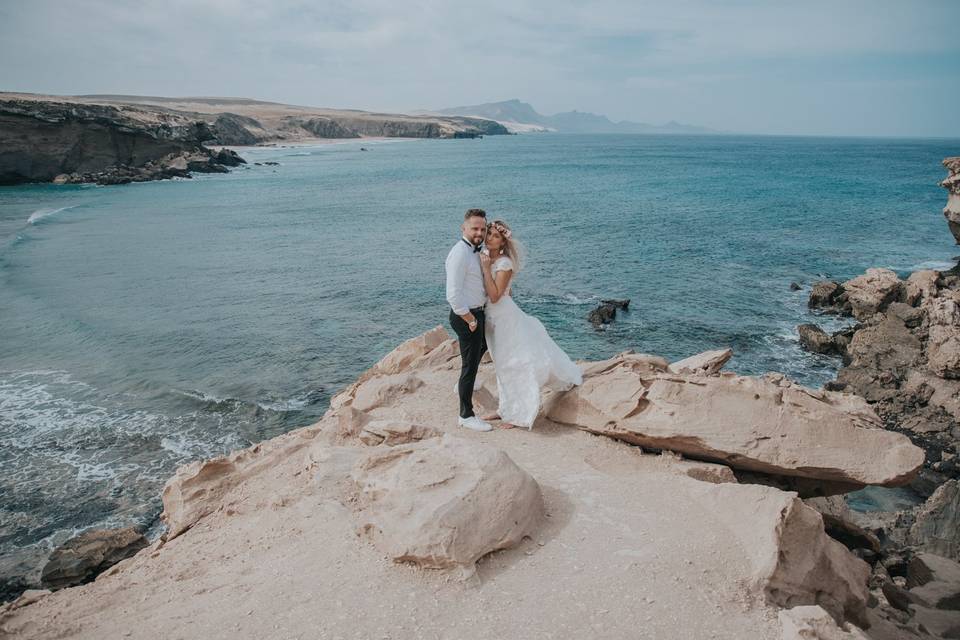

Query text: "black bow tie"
[462, 238, 482, 252]
[474, 244, 483, 253]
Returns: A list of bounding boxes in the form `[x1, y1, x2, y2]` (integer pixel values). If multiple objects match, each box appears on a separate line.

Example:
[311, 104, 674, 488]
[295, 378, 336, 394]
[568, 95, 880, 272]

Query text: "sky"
[1, 0, 958, 137]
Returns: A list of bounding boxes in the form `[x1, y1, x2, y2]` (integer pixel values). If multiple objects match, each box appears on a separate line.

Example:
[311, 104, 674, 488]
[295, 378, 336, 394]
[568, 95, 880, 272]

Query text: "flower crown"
[490, 221, 512, 239]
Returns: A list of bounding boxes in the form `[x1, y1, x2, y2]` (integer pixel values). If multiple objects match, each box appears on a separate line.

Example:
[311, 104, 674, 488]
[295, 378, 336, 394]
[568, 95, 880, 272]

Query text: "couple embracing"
[445, 208, 583, 432]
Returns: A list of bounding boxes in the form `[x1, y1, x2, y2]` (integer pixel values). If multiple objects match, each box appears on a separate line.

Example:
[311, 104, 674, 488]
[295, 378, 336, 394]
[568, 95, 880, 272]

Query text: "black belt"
[469, 306, 486, 313]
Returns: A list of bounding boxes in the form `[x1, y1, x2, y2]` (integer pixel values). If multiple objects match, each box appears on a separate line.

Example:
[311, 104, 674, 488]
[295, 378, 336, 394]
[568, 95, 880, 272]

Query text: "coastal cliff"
[0, 93, 509, 186]
[0, 330, 935, 638]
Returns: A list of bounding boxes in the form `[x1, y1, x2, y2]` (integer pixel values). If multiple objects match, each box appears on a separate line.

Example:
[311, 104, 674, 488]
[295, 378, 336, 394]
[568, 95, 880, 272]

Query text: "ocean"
[1, 133, 956, 587]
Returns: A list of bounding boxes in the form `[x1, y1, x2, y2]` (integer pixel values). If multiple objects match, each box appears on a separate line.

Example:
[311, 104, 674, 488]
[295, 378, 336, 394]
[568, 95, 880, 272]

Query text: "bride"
[478, 219, 583, 429]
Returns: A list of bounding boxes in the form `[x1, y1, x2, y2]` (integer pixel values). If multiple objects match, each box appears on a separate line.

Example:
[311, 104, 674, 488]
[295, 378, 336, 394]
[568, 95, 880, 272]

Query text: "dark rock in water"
[797, 323, 839, 355]
[601, 299, 630, 310]
[790, 281, 801, 291]
[214, 148, 246, 167]
[262, 161, 279, 166]
[588, 298, 630, 326]
[809, 280, 851, 315]
[40, 527, 148, 591]
[588, 304, 616, 326]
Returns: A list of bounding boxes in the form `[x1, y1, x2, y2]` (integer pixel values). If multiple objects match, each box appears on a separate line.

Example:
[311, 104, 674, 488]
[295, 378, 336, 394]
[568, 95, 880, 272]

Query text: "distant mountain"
[431, 99, 717, 135]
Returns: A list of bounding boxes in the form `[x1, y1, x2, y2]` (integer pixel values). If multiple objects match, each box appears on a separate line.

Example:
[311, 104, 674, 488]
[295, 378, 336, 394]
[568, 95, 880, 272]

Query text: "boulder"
[548, 362, 924, 487]
[587, 302, 618, 326]
[668, 348, 733, 375]
[906, 270, 940, 304]
[837, 314, 923, 401]
[798, 324, 839, 355]
[690, 482, 871, 626]
[778, 605, 870, 639]
[40, 528, 148, 590]
[907, 553, 960, 610]
[841, 268, 904, 321]
[351, 434, 543, 574]
[809, 281, 850, 315]
[909, 479, 960, 561]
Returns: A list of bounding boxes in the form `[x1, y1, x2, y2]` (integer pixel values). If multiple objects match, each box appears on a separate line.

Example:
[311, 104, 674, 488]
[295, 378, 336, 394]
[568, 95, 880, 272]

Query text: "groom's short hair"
[464, 208, 487, 220]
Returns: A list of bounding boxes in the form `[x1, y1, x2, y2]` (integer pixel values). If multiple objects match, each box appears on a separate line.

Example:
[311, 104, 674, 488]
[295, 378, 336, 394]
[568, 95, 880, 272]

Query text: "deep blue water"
[1, 133, 957, 583]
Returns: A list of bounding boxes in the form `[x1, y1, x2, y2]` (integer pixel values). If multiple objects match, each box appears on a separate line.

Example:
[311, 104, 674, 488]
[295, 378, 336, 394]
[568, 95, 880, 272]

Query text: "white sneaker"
[458, 416, 492, 432]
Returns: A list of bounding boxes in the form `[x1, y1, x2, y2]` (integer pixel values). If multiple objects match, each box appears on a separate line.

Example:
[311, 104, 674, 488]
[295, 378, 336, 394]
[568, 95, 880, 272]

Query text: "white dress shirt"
[445, 237, 487, 315]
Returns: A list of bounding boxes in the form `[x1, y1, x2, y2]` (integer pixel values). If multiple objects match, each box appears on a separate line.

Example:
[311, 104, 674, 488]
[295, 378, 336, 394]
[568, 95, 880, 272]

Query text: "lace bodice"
[492, 256, 514, 273]
[491, 256, 514, 298]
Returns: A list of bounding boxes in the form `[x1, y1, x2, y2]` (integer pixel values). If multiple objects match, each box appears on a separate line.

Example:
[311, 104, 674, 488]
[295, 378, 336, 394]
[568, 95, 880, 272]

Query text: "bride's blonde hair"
[487, 219, 524, 273]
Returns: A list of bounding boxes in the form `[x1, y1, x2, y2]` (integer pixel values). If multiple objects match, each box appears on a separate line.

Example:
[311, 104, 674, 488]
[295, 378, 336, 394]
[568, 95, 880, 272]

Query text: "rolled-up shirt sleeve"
[445, 246, 469, 316]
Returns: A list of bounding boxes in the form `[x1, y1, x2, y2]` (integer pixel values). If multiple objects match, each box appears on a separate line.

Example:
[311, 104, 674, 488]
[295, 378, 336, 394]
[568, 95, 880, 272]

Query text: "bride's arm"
[481, 262, 512, 303]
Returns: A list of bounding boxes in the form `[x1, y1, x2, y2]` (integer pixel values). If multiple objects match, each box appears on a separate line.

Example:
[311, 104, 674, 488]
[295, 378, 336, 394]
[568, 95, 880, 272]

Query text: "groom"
[445, 208, 493, 432]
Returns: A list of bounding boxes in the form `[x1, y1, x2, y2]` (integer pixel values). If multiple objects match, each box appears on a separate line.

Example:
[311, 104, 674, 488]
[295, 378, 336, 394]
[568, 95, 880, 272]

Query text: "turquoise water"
[1, 133, 957, 586]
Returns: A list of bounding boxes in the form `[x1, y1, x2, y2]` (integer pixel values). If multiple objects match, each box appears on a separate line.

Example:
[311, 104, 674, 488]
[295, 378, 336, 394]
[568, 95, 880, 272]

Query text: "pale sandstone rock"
[358, 420, 441, 446]
[351, 372, 425, 412]
[373, 325, 449, 375]
[908, 553, 960, 610]
[161, 427, 322, 540]
[905, 270, 940, 304]
[689, 482, 871, 626]
[548, 363, 923, 487]
[778, 606, 870, 639]
[329, 326, 450, 410]
[942, 156, 960, 244]
[841, 268, 903, 321]
[351, 434, 543, 574]
[926, 295, 960, 379]
[909, 479, 960, 561]
[668, 348, 733, 375]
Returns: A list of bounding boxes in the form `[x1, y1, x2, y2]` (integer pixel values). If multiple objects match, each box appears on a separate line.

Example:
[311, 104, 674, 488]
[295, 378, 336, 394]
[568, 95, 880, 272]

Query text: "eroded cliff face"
[0, 99, 219, 185]
[0, 93, 511, 185]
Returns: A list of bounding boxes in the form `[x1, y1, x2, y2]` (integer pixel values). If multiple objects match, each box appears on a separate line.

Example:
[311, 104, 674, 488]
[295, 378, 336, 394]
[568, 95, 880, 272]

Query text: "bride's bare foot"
[497, 422, 517, 430]
[481, 413, 500, 421]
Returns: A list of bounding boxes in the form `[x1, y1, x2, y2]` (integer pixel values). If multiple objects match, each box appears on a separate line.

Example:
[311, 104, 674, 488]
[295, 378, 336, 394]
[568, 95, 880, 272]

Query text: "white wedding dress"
[484, 256, 583, 429]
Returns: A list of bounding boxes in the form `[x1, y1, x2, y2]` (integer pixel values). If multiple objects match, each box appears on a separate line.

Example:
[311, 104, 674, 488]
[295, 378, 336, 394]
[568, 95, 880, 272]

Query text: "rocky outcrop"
[546, 351, 924, 488]
[0, 92, 510, 186]
[943, 157, 960, 244]
[0, 97, 238, 185]
[798, 324, 852, 357]
[351, 434, 543, 574]
[2, 325, 924, 636]
[694, 482, 871, 626]
[39, 528, 148, 591]
[809, 262, 960, 498]
[587, 299, 629, 326]
[909, 480, 960, 561]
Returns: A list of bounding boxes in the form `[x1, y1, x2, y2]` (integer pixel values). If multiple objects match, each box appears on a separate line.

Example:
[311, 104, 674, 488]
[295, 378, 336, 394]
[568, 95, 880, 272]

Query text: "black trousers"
[449, 307, 487, 419]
